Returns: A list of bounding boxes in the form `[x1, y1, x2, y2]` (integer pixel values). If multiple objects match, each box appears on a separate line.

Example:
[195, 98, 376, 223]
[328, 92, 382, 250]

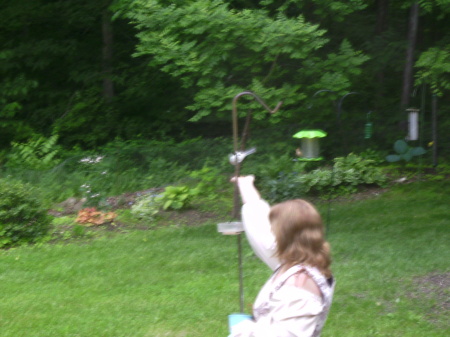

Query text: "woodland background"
[1, 0, 449, 158]
[1, 4, 449, 334]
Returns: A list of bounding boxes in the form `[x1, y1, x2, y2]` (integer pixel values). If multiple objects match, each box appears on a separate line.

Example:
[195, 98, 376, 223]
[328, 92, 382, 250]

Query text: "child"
[229, 175, 334, 337]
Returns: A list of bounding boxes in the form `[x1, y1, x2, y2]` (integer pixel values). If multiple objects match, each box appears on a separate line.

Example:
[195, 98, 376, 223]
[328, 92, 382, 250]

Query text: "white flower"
[79, 155, 104, 164]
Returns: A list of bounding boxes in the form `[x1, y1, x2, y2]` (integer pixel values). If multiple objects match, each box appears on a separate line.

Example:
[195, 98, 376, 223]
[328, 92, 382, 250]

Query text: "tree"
[400, 1, 420, 110]
[102, 3, 115, 102]
[414, 0, 450, 96]
[116, 0, 369, 125]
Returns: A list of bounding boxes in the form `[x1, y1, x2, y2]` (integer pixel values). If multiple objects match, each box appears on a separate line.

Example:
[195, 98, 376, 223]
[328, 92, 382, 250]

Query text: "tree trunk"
[374, 0, 389, 106]
[375, 0, 389, 35]
[400, 1, 420, 109]
[102, 8, 114, 102]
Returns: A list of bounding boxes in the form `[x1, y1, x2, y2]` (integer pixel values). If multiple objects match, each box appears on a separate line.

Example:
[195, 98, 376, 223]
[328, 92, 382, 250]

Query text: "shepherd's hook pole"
[232, 91, 282, 217]
[231, 91, 282, 312]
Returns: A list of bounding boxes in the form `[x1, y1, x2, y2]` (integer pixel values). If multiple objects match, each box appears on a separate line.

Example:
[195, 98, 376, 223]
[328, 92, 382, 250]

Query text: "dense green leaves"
[0, 179, 51, 247]
[415, 46, 450, 95]
[7, 134, 61, 170]
[122, 0, 369, 122]
[0, 0, 448, 154]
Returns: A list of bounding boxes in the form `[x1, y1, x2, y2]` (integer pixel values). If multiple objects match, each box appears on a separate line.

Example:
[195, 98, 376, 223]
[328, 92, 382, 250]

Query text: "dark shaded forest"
[1, 0, 448, 157]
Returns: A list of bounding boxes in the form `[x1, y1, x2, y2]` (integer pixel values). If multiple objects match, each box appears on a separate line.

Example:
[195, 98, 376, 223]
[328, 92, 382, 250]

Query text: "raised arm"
[232, 175, 260, 204]
[231, 175, 279, 270]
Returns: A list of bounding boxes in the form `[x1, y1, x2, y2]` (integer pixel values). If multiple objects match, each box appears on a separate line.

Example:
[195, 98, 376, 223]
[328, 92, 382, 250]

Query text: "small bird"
[295, 148, 303, 157]
[229, 147, 257, 165]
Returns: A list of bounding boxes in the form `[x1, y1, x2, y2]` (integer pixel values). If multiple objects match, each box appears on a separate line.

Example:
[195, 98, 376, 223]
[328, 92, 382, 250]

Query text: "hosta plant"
[386, 140, 426, 162]
[158, 185, 195, 211]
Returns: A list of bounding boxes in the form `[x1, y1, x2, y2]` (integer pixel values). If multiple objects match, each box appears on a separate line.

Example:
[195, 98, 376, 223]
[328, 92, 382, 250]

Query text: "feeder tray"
[217, 222, 244, 235]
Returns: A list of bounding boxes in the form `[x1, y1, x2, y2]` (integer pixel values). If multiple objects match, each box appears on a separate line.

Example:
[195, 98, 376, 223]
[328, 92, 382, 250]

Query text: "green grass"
[1, 180, 449, 337]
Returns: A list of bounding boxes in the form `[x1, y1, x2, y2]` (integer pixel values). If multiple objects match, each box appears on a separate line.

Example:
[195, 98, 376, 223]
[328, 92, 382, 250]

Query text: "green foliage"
[0, 73, 39, 146]
[120, 0, 369, 122]
[358, 148, 386, 166]
[158, 185, 195, 210]
[254, 153, 307, 180]
[0, 0, 448, 156]
[0, 138, 230, 206]
[314, 39, 370, 91]
[386, 140, 427, 162]
[264, 153, 387, 202]
[0, 178, 51, 248]
[7, 134, 61, 170]
[332, 153, 387, 184]
[54, 89, 122, 148]
[0, 75, 38, 120]
[130, 193, 161, 223]
[415, 45, 450, 96]
[261, 0, 368, 21]
[187, 165, 226, 200]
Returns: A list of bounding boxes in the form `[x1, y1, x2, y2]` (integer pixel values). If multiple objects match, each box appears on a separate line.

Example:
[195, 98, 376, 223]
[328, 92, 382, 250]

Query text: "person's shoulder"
[285, 271, 322, 298]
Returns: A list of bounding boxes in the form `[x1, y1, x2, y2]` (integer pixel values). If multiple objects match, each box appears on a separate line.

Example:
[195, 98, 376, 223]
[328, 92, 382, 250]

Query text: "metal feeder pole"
[308, 90, 367, 235]
[231, 91, 282, 312]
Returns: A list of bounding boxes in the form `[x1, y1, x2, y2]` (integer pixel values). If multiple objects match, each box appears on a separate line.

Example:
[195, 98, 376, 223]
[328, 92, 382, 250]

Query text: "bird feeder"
[365, 111, 373, 139]
[293, 130, 327, 160]
[406, 107, 419, 141]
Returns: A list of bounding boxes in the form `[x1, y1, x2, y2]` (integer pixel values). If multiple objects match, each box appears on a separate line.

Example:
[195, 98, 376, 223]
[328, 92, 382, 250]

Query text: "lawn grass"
[1, 180, 449, 337]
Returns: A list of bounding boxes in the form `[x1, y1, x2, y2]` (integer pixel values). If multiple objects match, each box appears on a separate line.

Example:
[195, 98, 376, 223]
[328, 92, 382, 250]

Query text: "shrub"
[6, 134, 61, 170]
[187, 165, 226, 200]
[0, 178, 51, 248]
[158, 185, 195, 210]
[130, 193, 161, 222]
[263, 153, 388, 202]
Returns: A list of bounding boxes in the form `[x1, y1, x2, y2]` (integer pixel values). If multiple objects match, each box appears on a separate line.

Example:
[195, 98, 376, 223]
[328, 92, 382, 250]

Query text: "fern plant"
[7, 134, 60, 170]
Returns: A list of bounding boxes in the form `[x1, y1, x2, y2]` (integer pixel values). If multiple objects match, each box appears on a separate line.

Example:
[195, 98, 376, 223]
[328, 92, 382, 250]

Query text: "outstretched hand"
[230, 175, 255, 184]
[230, 175, 260, 204]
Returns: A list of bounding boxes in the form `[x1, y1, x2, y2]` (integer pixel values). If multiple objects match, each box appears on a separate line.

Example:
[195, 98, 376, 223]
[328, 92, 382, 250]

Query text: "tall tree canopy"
[116, 0, 369, 123]
[0, 0, 448, 153]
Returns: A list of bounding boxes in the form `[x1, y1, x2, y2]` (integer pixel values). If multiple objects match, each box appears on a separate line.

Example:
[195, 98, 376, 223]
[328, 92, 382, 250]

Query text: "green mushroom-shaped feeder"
[293, 130, 327, 161]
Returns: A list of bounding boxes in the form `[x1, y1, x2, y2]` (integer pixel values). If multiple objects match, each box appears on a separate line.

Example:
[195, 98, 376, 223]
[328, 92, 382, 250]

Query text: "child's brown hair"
[269, 199, 332, 278]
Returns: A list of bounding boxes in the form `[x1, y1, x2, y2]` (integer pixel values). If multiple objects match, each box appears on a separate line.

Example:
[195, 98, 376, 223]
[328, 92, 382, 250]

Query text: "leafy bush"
[263, 153, 388, 202]
[0, 178, 51, 247]
[332, 153, 387, 185]
[358, 148, 386, 165]
[187, 165, 226, 200]
[6, 134, 61, 170]
[130, 193, 161, 222]
[158, 185, 195, 210]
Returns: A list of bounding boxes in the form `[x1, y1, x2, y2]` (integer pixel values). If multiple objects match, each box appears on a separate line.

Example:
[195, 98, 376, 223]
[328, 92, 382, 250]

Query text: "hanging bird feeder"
[293, 130, 327, 161]
[365, 111, 373, 139]
[406, 107, 419, 141]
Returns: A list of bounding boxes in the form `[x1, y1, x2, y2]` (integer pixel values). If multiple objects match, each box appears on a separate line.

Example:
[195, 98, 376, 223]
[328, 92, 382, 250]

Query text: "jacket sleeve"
[241, 199, 280, 270]
[229, 287, 323, 337]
